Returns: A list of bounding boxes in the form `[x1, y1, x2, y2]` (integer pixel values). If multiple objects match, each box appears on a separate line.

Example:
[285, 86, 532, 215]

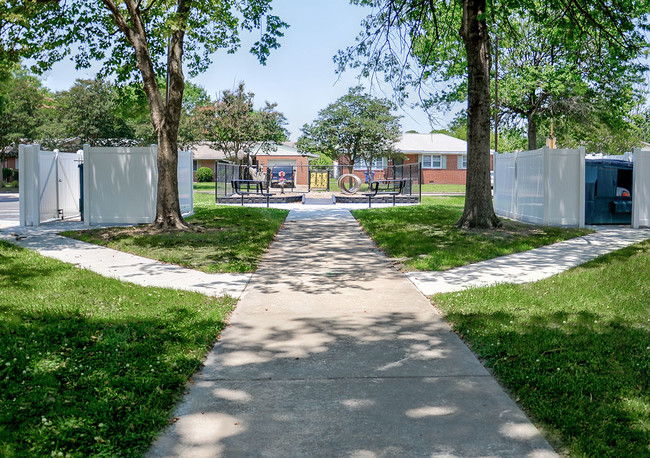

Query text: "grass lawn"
[193, 182, 216, 192]
[0, 241, 236, 457]
[62, 203, 288, 273]
[195, 178, 462, 194]
[352, 196, 592, 271]
[433, 240, 650, 456]
[420, 183, 465, 193]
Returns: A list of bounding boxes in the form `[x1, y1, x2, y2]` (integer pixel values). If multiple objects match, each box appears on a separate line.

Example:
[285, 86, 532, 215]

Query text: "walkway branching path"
[3, 205, 649, 456]
[148, 207, 557, 457]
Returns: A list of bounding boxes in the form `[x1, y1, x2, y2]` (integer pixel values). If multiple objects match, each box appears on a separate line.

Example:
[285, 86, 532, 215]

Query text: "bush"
[13, 170, 18, 182]
[310, 153, 333, 167]
[2, 168, 13, 182]
[195, 167, 214, 182]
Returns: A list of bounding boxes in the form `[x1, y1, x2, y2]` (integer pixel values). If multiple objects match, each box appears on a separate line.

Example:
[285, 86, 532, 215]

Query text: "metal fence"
[214, 162, 422, 199]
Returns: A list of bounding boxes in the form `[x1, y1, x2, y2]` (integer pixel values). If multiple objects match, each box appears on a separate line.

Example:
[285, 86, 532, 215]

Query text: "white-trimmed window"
[354, 157, 386, 170]
[193, 160, 198, 172]
[457, 155, 467, 170]
[422, 154, 445, 169]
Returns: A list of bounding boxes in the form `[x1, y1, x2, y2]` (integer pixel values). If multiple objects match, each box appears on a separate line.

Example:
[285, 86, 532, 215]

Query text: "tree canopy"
[193, 82, 289, 165]
[490, 9, 646, 151]
[2, 0, 287, 228]
[0, 66, 49, 157]
[297, 86, 402, 172]
[337, 0, 650, 227]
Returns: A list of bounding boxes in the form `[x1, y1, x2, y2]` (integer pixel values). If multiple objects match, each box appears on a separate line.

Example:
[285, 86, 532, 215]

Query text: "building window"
[458, 155, 467, 169]
[193, 160, 198, 172]
[422, 155, 443, 169]
[354, 157, 386, 170]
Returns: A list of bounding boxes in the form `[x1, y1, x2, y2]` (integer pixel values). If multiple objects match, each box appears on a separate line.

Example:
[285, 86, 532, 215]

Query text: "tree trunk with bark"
[457, 0, 500, 229]
[104, 0, 188, 229]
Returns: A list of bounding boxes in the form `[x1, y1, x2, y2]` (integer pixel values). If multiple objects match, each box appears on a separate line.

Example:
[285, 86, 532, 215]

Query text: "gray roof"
[396, 133, 467, 154]
[190, 142, 316, 160]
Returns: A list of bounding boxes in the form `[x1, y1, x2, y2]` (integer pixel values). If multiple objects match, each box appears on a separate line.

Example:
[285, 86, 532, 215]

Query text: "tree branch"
[101, 0, 133, 41]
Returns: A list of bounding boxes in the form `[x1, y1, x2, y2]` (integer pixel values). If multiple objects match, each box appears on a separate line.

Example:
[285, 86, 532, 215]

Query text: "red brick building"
[190, 142, 315, 182]
[391, 133, 492, 185]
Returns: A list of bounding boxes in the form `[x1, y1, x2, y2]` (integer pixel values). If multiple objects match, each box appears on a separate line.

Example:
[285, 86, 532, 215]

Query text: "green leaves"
[193, 82, 289, 163]
[298, 86, 402, 167]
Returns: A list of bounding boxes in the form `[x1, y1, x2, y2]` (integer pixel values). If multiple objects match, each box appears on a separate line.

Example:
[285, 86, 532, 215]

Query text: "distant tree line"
[0, 67, 288, 164]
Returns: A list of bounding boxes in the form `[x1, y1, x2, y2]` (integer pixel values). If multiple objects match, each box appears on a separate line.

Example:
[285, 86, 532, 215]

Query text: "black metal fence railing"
[215, 162, 422, 201]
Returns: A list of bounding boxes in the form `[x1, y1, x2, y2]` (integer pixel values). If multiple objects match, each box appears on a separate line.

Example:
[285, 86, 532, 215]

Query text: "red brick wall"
[413, 153, 493, 185]
[2, 157, 18, 170]
[335, 153, 493, 186]
[193, 159, 216, 181]
[256, 156, 310, 186]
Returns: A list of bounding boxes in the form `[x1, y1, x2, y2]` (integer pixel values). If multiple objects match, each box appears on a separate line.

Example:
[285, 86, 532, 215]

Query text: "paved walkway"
[0, 221, 250, 298]
[408, 226, 650, 295]
[149, 205, 559, 457]
[2, 204, 649, 457]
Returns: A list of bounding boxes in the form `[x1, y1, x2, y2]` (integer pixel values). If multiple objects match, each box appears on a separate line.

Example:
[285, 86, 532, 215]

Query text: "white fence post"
[83, 144, 91, 226]
[542, 146, 550, 226]
[632, 148, 650, 229]
[18, 144, 41, 227]
[578, 147, 586, 228]
[513, 151, 519, 220]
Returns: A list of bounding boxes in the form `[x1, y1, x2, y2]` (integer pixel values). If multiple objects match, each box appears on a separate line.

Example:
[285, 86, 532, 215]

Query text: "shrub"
[310, 153, 333, 167]
[196, 167, 213, 182]
[13, 170, 18, 182]
[2, 168, 13, 182]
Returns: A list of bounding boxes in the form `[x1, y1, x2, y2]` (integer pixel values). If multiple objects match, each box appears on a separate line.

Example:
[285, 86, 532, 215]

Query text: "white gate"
[20, 144, 192, 227]
[19, 145, 81, 226]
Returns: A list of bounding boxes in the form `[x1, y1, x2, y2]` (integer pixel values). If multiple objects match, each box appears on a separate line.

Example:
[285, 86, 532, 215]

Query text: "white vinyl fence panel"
[493, 152, 516, 219]
[515, 149, 545, 225]
[56, 152, 82, 219]
[178, 150, 193, 216]
[83, 145, 158, 225]
[83, 145, 194, 226]
[494, 147, 585, 227]
[632, 148, 650, 228]
[38, 150, 58, 221]
[545, 148, 585, 226]
[18, 144, 40, 227]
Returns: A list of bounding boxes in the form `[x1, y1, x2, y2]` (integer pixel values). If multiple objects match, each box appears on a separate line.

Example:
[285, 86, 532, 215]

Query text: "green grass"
[62, 204, 288, 273]
[433, 240, 650, 456]
[0, 241, 236, 457]
[420, 183, 465, 193]
[193, 182, 216, 192]
[352, 196, 592, 271]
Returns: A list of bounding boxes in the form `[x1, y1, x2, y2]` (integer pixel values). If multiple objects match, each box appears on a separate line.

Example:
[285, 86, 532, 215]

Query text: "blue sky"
[40, 0, 455, 140]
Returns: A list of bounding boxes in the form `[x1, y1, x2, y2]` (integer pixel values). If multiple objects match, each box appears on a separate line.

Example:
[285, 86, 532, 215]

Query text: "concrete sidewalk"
[408, 226, 650, 295]
[4, 205, 649, 456]
[147, 206, 559, 457]
[0, 221, 250, 298]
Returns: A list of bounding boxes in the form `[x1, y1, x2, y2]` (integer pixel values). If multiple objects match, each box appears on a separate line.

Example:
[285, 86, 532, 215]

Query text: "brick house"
[190, 142, 316, 183]
[396, 133, 492, 185]
[350, 133, 492, 185]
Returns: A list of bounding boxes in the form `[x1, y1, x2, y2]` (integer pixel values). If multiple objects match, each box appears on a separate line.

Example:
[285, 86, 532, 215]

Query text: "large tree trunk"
[152, 14, 188, 229]
[155, 122, 186, 228]
[527, 113, 538, 151]
[457, 0, 500, 229]
[105, 0, 188, 229]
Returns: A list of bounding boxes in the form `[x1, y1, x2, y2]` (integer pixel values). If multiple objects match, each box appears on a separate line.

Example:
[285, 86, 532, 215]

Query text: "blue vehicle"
[270, 165, 295, 188]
